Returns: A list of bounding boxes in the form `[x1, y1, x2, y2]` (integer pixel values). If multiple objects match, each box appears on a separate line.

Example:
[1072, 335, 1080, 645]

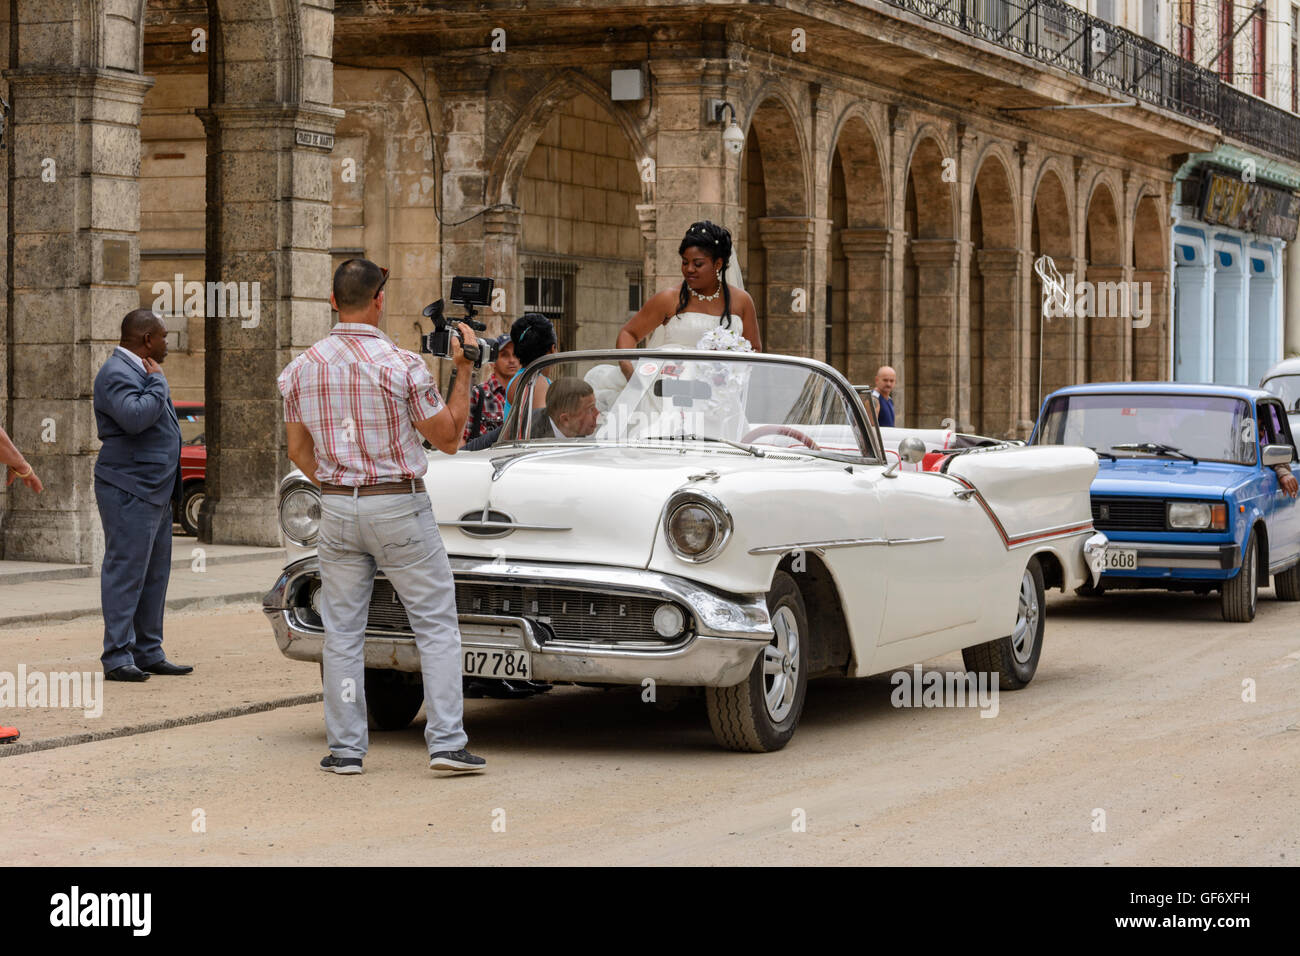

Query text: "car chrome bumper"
[262, 556, 774, 688]
[1100, 540, 1239, 576]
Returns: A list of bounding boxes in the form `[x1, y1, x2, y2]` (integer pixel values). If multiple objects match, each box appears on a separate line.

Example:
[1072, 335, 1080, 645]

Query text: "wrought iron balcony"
[882, 0, 1300, 164]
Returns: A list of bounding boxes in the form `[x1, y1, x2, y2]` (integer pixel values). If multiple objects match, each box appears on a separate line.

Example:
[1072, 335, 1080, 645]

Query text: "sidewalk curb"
[0, 691, 324, 759]
[0, 590, 269, 630]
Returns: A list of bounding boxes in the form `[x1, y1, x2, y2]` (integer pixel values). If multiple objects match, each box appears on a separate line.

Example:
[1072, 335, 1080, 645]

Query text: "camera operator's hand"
[452, 322, 479, 369]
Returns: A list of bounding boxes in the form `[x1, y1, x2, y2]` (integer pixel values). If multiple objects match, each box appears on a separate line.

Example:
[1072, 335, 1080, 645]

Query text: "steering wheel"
[740, 424, 821, 450]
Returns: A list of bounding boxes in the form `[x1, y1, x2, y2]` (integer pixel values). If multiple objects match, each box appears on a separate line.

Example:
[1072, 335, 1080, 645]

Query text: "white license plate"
[462, 647, 532, 680]
[1104, 548, 1138, 571]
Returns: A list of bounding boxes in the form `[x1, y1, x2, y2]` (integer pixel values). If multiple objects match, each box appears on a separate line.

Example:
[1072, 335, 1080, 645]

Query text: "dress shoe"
[142, 659, 193, 676]
[105, 664, 151, 682]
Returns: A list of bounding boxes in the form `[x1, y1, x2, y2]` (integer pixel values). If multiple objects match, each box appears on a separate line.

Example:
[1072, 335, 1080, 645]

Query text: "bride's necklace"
[691, 280, 723, 303]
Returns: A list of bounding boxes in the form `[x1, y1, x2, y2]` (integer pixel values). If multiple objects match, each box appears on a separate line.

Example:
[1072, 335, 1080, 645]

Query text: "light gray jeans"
[317, 489, 467, 758]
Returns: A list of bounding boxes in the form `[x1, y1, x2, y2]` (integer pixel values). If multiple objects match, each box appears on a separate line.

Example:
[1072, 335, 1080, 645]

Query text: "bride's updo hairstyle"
[673, 220, 733, 329]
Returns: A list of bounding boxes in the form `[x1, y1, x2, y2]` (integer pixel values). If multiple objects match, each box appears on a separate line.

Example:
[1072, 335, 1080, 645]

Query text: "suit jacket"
[462, 410, 554, 452]
[93, 350, 183, 508]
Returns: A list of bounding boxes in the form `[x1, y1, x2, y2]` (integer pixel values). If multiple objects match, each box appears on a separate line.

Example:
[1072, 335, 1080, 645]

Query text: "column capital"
[3, 67, 154, 102]
[975, 248, 1022, 273]
[909, 237, 961, 265]
[838, 227, 892, 258]
[757, 216, 815, 248]
[197, 103, 344, 136]
[484, 206, 523, 237]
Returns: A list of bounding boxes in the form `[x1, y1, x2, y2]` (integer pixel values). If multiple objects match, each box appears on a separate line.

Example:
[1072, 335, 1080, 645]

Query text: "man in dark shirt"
[872, 365, 896, 427]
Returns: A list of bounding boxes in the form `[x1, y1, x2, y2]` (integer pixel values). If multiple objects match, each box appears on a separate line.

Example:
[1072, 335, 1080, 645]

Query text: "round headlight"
[668, 504, 718, 556]
[652, 603, 686, 638]
[309, 583, 322, 616]
[662, 491, 732, 562]
[280, 485, 321, 545]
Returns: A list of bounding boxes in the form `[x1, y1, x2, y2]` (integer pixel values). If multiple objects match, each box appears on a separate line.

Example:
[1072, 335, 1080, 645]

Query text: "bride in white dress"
[617, 220, 760, 353]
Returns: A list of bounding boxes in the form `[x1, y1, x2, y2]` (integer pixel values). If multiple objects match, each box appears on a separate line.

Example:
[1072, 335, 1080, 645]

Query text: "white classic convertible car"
[264, 350, 1105, 751]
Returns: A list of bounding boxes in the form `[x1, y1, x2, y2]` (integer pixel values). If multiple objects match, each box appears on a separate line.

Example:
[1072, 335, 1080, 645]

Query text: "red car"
[174, 401, 206, 536]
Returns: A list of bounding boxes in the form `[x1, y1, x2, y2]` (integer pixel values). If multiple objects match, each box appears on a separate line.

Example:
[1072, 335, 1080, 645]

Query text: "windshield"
[1036, 393, 1256, 464]
[498, 352, 875, 459]
[1262, 374, 1300, 412]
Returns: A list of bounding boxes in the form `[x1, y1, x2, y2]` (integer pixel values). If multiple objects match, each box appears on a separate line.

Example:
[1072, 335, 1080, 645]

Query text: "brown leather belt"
[320, 479, 426, 497]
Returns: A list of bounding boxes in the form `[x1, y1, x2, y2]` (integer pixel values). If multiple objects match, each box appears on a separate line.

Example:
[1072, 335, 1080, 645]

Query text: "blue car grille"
[1090, 496, 1165, 531]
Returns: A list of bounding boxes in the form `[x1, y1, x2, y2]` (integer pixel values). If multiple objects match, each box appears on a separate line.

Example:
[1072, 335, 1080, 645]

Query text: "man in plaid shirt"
[278, 258, 486, 776]
[461, 335, 519, 444]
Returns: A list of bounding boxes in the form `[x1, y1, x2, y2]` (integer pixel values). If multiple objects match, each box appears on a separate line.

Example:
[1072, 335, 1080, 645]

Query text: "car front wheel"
[1221, 530, 1259, 622]
[706, 570, 809, 753]
[962, 558, 1045, 690]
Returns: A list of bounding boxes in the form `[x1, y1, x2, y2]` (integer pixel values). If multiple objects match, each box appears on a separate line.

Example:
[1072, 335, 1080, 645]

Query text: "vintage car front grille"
[1090, 495, 1166, 531]
[366, 577, 683, 645]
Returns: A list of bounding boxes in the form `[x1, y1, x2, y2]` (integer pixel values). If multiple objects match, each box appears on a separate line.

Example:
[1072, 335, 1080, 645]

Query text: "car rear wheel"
[364, 668, 426, 731]
[706, 570, 808, 753]
[962, 558, 1045, 690]
[1221, 530, 1259, 623]
[1273, 560, 1300, 601]
[179, 483, 205, 537]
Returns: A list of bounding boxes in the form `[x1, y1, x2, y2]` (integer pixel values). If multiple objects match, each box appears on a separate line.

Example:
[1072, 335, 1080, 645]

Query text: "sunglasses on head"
[373, 267, 389, 299]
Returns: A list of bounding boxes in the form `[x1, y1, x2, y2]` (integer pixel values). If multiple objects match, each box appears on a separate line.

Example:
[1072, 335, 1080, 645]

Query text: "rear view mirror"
[652, 378, 712, 406]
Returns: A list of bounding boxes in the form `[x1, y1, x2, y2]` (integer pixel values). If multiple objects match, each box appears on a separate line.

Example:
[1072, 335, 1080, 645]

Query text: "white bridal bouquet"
[696, 325, 753, 352]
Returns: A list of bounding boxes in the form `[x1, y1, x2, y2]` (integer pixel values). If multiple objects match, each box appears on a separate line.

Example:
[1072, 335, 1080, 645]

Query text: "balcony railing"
[882, 0, 1300, 165]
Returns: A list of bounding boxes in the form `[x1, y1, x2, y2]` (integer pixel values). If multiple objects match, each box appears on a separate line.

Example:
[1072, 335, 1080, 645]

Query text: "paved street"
[2, 586, 1296, 866]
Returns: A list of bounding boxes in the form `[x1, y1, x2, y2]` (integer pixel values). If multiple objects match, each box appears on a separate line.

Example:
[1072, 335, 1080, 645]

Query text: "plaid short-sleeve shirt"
[277, 323, 444, 486]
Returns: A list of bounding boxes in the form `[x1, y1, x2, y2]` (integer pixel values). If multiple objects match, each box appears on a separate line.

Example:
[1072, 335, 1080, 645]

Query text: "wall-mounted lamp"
[709, 100, 745, 157]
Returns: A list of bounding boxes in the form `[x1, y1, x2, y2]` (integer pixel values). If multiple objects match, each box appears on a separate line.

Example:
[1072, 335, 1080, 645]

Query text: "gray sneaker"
[429, 748, 486, 772]
[320, 754, 363, 775]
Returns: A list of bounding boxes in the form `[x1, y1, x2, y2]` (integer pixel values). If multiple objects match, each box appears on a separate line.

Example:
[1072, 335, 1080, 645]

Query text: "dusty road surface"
[2, 589, 1297, 865]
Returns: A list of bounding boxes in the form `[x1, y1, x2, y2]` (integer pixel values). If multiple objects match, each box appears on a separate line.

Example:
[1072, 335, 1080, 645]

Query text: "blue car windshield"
[1038, 393, 1256, 465]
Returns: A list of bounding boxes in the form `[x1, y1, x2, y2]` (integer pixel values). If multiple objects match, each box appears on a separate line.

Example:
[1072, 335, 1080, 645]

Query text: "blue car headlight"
[1167, 500, 1227, 531]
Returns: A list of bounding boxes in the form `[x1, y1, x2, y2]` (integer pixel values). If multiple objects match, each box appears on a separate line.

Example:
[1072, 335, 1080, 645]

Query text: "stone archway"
[1029, 166, 1074, 416]
[903, 133, 958, 428]
[827, 113, 888, 383]
[969, 151, 1018, 437]
[741, 94, 813, 356]
[1132, 192, 1169, 381]
[1084, 180, 1126, 383]
[511, 91, 644, 351]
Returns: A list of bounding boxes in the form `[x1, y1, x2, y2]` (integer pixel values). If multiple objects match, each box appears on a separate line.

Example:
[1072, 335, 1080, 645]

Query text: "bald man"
[872, 366, 896, 427]
[92, 310, 192, 682]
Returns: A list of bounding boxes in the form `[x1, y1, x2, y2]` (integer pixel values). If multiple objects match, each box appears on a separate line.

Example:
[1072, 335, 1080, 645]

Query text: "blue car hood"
[1091, 459, 1247, 498]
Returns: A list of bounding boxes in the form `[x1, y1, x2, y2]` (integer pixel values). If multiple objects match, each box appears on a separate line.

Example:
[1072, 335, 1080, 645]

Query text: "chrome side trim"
[747, 535, 943, 554]
[439, 520, 572, 532]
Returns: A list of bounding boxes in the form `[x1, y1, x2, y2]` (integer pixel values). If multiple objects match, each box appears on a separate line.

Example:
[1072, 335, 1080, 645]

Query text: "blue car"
[1030, 382, 1300, 622]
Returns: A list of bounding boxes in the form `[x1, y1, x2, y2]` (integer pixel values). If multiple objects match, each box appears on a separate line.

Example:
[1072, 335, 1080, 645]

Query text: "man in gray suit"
[93, 310, 193, 682]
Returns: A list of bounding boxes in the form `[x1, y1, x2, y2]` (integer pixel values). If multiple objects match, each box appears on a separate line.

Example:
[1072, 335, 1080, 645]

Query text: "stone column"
[3, 69, 154, 564]
[1174, 246, 1214, 382]
[483, 207, 522, 340]
[908, 238, 961, 428]
[838, 228, 892, 385]
[1132, 268, 1170, 381]
[647, 59, 743, 296]
[197, 103, 341, 546]
[757, 217, 817, 357]
[975, 249, 1022, 438]
[1082, 264, 1130, 382]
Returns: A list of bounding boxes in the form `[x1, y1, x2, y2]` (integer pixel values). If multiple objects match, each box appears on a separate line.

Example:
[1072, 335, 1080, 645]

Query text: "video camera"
[419, 276, 498, 370]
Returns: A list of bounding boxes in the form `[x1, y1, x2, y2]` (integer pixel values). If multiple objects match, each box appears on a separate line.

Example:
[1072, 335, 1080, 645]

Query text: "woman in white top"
[616, 221, 761, 353]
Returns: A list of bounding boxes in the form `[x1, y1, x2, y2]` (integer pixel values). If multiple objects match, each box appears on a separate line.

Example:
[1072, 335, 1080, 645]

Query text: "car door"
[1260, 399, 1300, 567]
[869, 468, 994, 645]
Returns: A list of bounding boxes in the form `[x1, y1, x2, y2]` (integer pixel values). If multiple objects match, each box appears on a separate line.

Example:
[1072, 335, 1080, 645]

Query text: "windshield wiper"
[1110, 442, 1199, 465]
[644, 434, 765, 457]
[1088, 446, 1117, 461]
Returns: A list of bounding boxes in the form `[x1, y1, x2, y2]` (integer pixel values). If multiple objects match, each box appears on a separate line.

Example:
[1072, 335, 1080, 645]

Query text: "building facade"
[2, 0, 1298, 564]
